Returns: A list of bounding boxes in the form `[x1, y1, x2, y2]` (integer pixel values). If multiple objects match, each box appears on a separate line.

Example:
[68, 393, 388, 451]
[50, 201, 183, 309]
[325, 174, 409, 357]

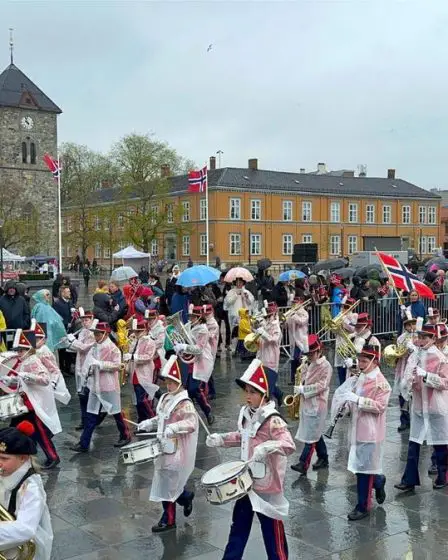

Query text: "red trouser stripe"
[273, 519, 287, 560]
[34, 415, 58, 462]
[366, 475, 374, 511]
[120, 410, 131, 439]
[303, 443, 316, 471]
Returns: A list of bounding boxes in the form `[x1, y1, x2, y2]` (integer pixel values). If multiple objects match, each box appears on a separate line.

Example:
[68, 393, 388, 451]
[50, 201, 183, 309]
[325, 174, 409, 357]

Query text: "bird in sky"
[207, 44, 213, 52]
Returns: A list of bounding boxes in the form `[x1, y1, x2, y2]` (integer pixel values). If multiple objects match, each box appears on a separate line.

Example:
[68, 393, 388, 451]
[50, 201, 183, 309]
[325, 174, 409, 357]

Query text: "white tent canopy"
[112, 245, 151, 274]
[2, 249, 25, 262]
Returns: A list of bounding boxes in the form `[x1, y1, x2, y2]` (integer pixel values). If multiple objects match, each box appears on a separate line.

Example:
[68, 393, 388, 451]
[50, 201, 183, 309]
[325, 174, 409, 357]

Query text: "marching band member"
[63, 308, 96, 431]
[173, 305, 215, 425]
[70, 321, 131, 453]
[334, 297, 358, 385]
[427, 307, 444, 326]
[286, 296, 309, 384]
[206, 359, 295, 559]
[394, 311, 416, 433]
[395, 323, 448, 492]
[146, 308, 166, 383]
[0, 421, 53, 558]
[255, 301, 283, 405]
[5, 330, 62, 470]
[291, 334, 332, 474]
[334, 344, 390, 520]
[349, 313, 381, 363]
[124, 317, 158, 422]
[204, 304, 219, 399]
[137, 355, 198, 533]
[33, 321, 71, 407]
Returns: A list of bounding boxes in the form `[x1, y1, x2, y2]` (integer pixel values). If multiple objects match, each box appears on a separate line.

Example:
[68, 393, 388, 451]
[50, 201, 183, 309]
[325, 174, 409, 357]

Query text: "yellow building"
[62, 158, 441, 267]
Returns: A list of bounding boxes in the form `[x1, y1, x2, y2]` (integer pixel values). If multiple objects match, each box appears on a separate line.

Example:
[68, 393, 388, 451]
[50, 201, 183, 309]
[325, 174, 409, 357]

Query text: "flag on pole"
[188, 165, 207, 193]
[43, 153, 61, 182]
[377, 252, 435, 300]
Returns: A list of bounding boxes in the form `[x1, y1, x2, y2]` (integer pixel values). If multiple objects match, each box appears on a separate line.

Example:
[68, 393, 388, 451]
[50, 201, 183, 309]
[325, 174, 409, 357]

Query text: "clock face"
[21, 116, 34, 130]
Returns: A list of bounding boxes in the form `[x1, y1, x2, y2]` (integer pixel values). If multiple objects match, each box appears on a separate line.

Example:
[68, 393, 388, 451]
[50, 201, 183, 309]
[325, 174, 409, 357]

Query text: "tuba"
[243, 309, 267, 353]
[283, 356, 307, 419]
[0, 503, 35, 560]
[165, 311, 196, 364]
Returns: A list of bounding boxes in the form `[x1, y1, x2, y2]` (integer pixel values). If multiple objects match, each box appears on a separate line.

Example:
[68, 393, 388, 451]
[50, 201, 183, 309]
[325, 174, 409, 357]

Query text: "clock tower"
[0, 57, 62, 255]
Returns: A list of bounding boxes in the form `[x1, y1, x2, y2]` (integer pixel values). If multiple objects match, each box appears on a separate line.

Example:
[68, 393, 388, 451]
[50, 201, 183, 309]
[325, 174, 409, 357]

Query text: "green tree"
[61, 143, 118, 263]
[111, 133, 194, 253]
[94, 204, 126, 273]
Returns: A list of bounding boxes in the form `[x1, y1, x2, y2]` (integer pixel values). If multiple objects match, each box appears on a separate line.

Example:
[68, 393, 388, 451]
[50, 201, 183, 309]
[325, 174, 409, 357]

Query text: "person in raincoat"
[224, 279, 255, 346]
[291, 334, 332, 475]
[123, 318, 158, 422]
[286, 296, 310, 384]
[204, 304, 219, 399]
[206, 359, 295, 559]
[137, 355, 198, 533]
[394, 311, 417, 433]
[31, 289, 66, 353]
[70, 321, 131, 453]
[334, 297, 359, 385]
[0, 309, 6, 352]
[4, 329, 62, 470]
[236, 308, 254, 360]
[0, 421, 53, 559]
[395, 322, 448, 493]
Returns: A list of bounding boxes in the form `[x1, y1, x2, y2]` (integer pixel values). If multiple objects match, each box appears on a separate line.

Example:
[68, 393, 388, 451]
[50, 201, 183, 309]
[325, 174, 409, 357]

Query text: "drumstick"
[124, 418, 139, 427]
[195, 409, 224, 461]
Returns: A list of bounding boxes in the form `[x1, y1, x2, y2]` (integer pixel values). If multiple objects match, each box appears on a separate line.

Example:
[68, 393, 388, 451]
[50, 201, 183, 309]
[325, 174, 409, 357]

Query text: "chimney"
[209, 156, 216, 170]
[342, 170, 355, 178]
[317, 162, 327, 175]
[161, 164, 171, 177]
[300, 168, 306, 173]
[248, 158, 258, 170]
[387, 169, 396, 180]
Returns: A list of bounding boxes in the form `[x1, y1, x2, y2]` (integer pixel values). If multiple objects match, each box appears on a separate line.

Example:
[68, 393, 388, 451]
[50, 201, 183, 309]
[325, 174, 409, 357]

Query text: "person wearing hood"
[350, 276, 370, 301]
[272, 280, 289, 307]
[92, 293, 120, 327]
[0, 281, 30, 336]
[31, 290, 67, 353]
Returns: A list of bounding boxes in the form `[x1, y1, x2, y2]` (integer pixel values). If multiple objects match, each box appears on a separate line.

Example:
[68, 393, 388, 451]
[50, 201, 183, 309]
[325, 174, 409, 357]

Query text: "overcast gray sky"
[2, 1, 447, 189]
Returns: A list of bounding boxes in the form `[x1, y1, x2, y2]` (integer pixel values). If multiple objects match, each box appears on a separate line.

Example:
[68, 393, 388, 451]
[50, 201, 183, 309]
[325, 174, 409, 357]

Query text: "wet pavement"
[44, 342, 448, 560]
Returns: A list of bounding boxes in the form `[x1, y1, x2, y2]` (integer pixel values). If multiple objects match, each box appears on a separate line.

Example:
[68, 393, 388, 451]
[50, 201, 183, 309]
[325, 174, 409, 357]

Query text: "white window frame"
[61, 219, 66, 233]
[103, 247, 110, 259]
[419, 236, 428, 255]
[428, 206, 437, 225]
[117, 213, 124, 230]
[229, 233, 241, 256]
[366, 204, 375, 224]
[94, 215, 101, 231]
[61, 246, 66, 257]
[330, 202, 340, 223]
[250, 233, 261, 256]
[66, 245, 72, 258]
[419, 206, 427, 224]
[199, 198, 207, 221]
[182, 235, 190, 256]
[283, 200, 293, 221]
[229, 198, 241, 220]
[167, 203, 174, 224]
[302, 234, 312, 243]
[250, 199, 261, 221]
[302, 201, 312, 222]
[348, 235, 358, 254]
[330, 235, 341, 256]
[66, 217, 72, 232]
[282, 234, 293, 255]
[151, 239, 158, 256]
[182, 201, 190, 222]
[348, 203, 358, 223]
[200, 233, 207, 256]
[427, 236, 436, 254]
[94, 243, 101, 258]
[402, 205, 411, 224]
[382, 205, 392, 224]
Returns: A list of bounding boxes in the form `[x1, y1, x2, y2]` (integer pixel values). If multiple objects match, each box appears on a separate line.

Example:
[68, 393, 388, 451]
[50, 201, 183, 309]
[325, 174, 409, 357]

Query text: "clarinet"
[323, 403, 347, 439]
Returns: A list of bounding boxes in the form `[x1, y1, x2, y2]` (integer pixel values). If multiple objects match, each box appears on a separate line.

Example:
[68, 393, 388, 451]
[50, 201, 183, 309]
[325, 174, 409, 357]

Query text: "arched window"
[30, 142, 36, 164]
[22, 142, 27, 164]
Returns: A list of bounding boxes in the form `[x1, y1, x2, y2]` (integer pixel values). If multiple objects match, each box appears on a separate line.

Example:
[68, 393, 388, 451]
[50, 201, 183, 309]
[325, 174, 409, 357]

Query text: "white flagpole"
[205, 164, 209, 266]
[57, 153, 62, 273]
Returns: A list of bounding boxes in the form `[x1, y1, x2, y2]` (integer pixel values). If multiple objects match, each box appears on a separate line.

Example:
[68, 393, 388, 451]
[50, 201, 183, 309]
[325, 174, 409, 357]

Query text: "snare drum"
[201, 461, 253, 505]
[120, 439, 163, 465]
[0, 393, 28, 421]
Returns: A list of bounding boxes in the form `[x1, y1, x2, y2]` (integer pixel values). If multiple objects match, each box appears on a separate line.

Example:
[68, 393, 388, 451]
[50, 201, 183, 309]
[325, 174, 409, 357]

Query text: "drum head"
[202, 461, 246, 485]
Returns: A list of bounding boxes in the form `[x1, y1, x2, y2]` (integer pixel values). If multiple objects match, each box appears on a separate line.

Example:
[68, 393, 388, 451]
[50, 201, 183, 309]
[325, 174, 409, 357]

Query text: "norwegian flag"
[377, 252, 435, 300]
[188, 165, 207, 193]
[43, 153, 61, 182]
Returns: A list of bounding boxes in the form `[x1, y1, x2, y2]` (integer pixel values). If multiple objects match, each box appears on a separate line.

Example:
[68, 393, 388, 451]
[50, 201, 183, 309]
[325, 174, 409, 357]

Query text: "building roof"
[64, 166, 440, 208]
[0, 63, 62, 113]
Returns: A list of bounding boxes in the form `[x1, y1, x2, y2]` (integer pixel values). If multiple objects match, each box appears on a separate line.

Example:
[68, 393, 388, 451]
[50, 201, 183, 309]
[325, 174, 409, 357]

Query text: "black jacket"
[0, 282, 30, 329]
[53, 297, 73, 329]
[273, 282, 289, 307]
[93, 293, 119, 326]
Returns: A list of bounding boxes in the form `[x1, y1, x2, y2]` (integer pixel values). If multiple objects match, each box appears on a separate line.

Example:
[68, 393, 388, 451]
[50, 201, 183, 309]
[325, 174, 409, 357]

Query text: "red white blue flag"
[43, 153, 61, 182]
[188, 165, 207, 193]
[377, 252, 435, 300]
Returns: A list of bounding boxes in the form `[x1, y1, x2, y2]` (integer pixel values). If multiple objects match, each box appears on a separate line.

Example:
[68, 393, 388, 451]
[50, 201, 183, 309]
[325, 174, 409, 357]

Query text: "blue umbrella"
[279, 270, 306, 282]
[177, 265, 220, 287]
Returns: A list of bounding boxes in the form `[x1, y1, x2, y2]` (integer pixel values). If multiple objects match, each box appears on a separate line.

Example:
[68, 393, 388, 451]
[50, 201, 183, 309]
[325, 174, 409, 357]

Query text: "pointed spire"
[9, 28, 14, 65]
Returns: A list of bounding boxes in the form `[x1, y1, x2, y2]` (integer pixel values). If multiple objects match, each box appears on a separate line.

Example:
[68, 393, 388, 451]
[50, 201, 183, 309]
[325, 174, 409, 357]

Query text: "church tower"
[0, 42, 62, 256]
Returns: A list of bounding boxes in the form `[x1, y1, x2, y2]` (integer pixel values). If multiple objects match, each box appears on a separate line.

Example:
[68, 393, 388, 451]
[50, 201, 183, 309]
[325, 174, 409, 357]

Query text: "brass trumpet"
[283, 356, 307, 419]
[279, 299, 311, 324]
[243, 309, 267, 353]
[0, 503, 35, 560]
[383, 343, 409, 367]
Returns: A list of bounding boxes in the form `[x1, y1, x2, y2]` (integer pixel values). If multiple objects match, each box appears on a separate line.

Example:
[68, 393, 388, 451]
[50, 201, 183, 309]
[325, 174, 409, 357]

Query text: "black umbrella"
[313, 258, 348, 273]
[257, 258, 272, 271]
[355, 263, 383, 278]
[332, 267, 356, 279]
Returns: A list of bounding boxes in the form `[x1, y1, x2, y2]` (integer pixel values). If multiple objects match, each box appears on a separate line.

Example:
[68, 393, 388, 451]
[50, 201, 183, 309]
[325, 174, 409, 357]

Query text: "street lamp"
[0, 219, 4, 288]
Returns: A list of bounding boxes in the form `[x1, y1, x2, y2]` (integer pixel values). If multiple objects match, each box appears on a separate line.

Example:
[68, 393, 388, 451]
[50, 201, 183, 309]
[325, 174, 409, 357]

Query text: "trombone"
[279, 299, 311, 324]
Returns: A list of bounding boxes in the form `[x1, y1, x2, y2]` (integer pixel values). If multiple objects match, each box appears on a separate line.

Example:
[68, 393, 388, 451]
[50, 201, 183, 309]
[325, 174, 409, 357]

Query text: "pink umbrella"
[224, 267, 254, 283]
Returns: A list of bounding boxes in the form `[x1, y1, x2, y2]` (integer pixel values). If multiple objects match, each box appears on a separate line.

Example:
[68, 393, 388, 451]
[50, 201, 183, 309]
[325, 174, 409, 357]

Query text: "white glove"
[293, 385, 304, 396]
[206, 433, 224, 447]
[174, 343, 188, 353]
[89, 357, 101, 368]
[70, 307, 76, 314]
[66, 333, 76, 343]
[123, 353, 132, 362]
[251, 444, 268, 463]
[416, 367, 427, 378]
[344, 358, 354, 369]
[400, 305, 407, 311]
[138, 418, 157, 432]
[346, 392, 359, 404]
[164, 426, 175, 439]
[20, 372, 38, 384]
[0, 376, 15, 387]
[255, 327, 265, 336]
